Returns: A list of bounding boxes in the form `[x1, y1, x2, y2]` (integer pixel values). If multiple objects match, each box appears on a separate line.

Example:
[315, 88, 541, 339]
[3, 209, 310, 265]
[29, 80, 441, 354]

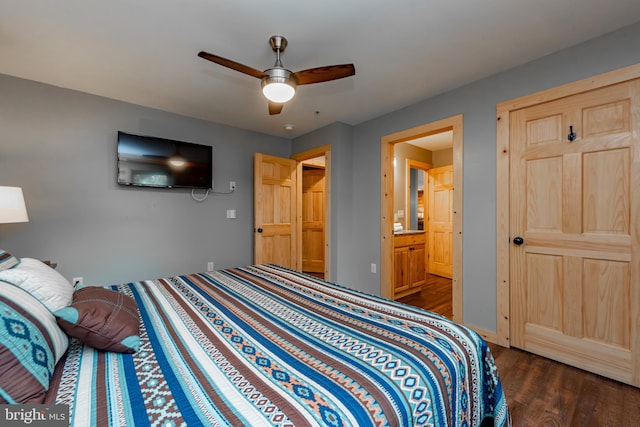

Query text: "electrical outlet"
[207, 262, 214, 272]
[230, 181, 236, 191]
[371, 263, 377, 274]
[72, 277, 83, 287]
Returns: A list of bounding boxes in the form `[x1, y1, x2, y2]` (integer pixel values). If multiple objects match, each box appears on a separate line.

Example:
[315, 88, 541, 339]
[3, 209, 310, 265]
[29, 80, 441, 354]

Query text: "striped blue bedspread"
[47, 264, 510, 426]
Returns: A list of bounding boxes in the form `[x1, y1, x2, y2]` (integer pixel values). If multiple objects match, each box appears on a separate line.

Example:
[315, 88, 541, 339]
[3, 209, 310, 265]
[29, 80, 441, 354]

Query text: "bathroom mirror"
[409, 167, 426, 230]
[393, 142, 431, 232]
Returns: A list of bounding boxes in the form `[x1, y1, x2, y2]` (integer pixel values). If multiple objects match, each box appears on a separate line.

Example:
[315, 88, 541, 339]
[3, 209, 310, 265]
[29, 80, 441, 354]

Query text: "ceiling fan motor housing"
[262, 67, 296, 87]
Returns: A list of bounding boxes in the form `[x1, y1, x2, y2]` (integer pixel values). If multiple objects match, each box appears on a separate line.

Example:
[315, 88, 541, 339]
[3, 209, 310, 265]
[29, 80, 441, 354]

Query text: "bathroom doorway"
[393, 134, 454, 316]
[381, 114, 463, 322]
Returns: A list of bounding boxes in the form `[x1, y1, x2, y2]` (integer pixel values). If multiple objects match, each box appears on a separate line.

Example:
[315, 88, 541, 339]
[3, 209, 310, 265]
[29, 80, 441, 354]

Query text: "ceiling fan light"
[262, 81, 295, 103]
[261, 68, 296, 103]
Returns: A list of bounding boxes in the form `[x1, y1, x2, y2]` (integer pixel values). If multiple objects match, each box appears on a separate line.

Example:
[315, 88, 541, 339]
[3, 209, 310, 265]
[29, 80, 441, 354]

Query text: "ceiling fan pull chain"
[568, 125, 577, 142]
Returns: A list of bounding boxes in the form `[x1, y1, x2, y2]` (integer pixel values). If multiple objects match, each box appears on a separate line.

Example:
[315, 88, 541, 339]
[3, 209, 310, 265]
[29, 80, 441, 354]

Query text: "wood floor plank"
[397, 273, 453, 318]
[489, 344, 640, 427]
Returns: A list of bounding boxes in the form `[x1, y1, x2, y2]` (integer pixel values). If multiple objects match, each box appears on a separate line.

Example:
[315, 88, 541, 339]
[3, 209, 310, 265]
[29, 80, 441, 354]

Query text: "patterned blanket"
[47, 265, 510, 426]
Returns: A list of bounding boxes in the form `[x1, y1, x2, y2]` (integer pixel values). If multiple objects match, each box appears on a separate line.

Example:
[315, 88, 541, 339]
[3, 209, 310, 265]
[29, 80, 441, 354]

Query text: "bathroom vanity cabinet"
[393, 231, 426, 298]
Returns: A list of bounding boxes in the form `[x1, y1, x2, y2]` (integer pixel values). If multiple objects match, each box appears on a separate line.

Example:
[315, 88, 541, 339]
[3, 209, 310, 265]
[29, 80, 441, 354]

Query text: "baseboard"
[465, 324, 498, 344]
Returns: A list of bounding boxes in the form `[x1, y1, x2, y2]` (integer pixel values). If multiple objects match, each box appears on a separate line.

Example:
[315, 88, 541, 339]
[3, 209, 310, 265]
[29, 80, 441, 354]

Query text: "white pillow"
[0, 258, 74, 312]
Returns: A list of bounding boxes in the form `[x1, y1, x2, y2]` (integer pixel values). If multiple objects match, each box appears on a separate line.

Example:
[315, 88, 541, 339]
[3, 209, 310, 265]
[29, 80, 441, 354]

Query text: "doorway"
[381, 114, 463, 323]
[301, 160, 326, 278]
[253, 147, 331, 281]
[292, 145, 331, 281]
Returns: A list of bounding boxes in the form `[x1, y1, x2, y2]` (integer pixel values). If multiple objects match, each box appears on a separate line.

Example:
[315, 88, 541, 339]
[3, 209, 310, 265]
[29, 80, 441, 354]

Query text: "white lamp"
[0, 186, 29, 223]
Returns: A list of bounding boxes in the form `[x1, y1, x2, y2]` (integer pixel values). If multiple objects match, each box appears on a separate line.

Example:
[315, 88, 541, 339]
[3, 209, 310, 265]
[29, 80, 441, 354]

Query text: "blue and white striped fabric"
[47, 265, 510, 426]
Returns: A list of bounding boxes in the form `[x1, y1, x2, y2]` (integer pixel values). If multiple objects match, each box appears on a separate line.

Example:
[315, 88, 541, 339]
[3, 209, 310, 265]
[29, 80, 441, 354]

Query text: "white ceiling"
[2, 1, 639, 138]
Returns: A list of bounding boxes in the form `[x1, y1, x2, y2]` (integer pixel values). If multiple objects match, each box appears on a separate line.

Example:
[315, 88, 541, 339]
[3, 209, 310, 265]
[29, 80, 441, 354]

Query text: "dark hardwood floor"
[396, 275, 640, 426]
[490, 343, 640, 426]
[397, 273, 453, 318]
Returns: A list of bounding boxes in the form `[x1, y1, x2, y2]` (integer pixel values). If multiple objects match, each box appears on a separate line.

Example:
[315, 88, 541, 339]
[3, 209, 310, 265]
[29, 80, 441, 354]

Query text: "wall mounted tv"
[117, 131, 212, 190]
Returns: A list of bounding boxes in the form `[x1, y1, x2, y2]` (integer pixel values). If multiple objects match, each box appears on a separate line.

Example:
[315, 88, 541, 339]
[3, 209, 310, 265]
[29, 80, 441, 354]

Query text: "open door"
[428, 165, 453, 278]
[301, 164, 325, 274]
[254, 153, 298, 270]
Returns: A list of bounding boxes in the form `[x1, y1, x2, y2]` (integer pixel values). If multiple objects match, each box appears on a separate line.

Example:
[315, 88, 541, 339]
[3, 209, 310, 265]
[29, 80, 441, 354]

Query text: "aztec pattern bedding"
[46, 264, 510, 426]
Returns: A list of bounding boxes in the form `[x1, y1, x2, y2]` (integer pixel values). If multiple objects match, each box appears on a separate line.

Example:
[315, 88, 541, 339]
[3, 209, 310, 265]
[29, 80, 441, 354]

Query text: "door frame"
[495, 63, 640, 347]
[292, 145, 331, 281]
[381, 114, 463, 323]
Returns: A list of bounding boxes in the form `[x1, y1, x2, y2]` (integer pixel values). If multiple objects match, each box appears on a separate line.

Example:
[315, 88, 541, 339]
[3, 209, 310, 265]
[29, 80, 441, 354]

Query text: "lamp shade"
[0, 186, 29, 223]
[262, 82, 295, 103]
[261, 68, 296, 103]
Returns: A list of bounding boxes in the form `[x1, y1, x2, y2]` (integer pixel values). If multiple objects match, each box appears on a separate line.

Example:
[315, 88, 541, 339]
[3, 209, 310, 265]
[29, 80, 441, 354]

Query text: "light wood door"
[254, 153, 298, 270]
[302, 166, 325, 273]
[428, 166, 453, 278]
[510, 80, 640, 386]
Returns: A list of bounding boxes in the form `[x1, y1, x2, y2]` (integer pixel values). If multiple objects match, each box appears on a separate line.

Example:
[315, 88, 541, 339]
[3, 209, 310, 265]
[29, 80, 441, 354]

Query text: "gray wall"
[295, 21, 640, 333]
[0, 75, 290, 284]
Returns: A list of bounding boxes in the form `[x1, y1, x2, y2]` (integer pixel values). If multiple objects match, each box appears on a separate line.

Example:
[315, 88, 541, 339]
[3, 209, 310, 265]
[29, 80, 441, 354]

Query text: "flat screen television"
[117, 131, 212, 190]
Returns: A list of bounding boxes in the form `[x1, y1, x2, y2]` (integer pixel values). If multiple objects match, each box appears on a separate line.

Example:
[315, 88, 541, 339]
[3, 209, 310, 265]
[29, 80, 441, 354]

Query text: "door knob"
[513, 236, 524, 245]
[256, 227, 263, 233]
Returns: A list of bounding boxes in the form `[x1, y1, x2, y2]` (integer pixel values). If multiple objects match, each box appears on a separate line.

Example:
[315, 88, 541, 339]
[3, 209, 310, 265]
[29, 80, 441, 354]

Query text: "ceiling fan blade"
[292, 64, 355, 85]
[198, 51, 265, 79]
[268, 102, 284, 115]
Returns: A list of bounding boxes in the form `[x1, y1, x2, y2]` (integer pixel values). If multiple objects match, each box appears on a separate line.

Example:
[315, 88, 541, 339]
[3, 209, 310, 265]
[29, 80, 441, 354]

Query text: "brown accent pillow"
[55, 287, 140, 353]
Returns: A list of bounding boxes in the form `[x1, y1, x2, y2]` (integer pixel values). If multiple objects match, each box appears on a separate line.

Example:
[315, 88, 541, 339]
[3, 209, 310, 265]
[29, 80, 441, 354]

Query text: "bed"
[1, 256, 510, 426]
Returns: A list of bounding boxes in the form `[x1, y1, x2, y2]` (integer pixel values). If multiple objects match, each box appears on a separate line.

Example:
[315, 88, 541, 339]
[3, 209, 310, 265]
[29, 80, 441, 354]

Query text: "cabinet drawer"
[394, 233, 426, 247]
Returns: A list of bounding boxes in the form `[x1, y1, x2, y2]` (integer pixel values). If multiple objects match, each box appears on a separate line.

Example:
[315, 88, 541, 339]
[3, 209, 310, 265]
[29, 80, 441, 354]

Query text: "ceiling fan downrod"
[269, 35, 287, 68]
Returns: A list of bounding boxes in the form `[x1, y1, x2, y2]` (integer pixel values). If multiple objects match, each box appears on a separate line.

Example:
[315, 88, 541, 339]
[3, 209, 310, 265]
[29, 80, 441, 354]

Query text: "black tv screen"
[117, 132, 212, 190]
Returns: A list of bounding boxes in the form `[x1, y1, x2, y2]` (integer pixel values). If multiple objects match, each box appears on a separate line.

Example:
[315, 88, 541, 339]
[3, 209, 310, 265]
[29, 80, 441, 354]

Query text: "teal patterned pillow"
[0, 282, 69, 404]
[0, 249, 19, 270]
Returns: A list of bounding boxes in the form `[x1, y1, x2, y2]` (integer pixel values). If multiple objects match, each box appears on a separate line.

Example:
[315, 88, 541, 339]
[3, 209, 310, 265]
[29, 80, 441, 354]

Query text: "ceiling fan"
[198, 35, 355, 115]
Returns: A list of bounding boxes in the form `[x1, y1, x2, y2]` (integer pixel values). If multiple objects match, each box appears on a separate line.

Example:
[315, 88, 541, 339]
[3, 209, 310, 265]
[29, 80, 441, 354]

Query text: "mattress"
[46, 264, 510, 426]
